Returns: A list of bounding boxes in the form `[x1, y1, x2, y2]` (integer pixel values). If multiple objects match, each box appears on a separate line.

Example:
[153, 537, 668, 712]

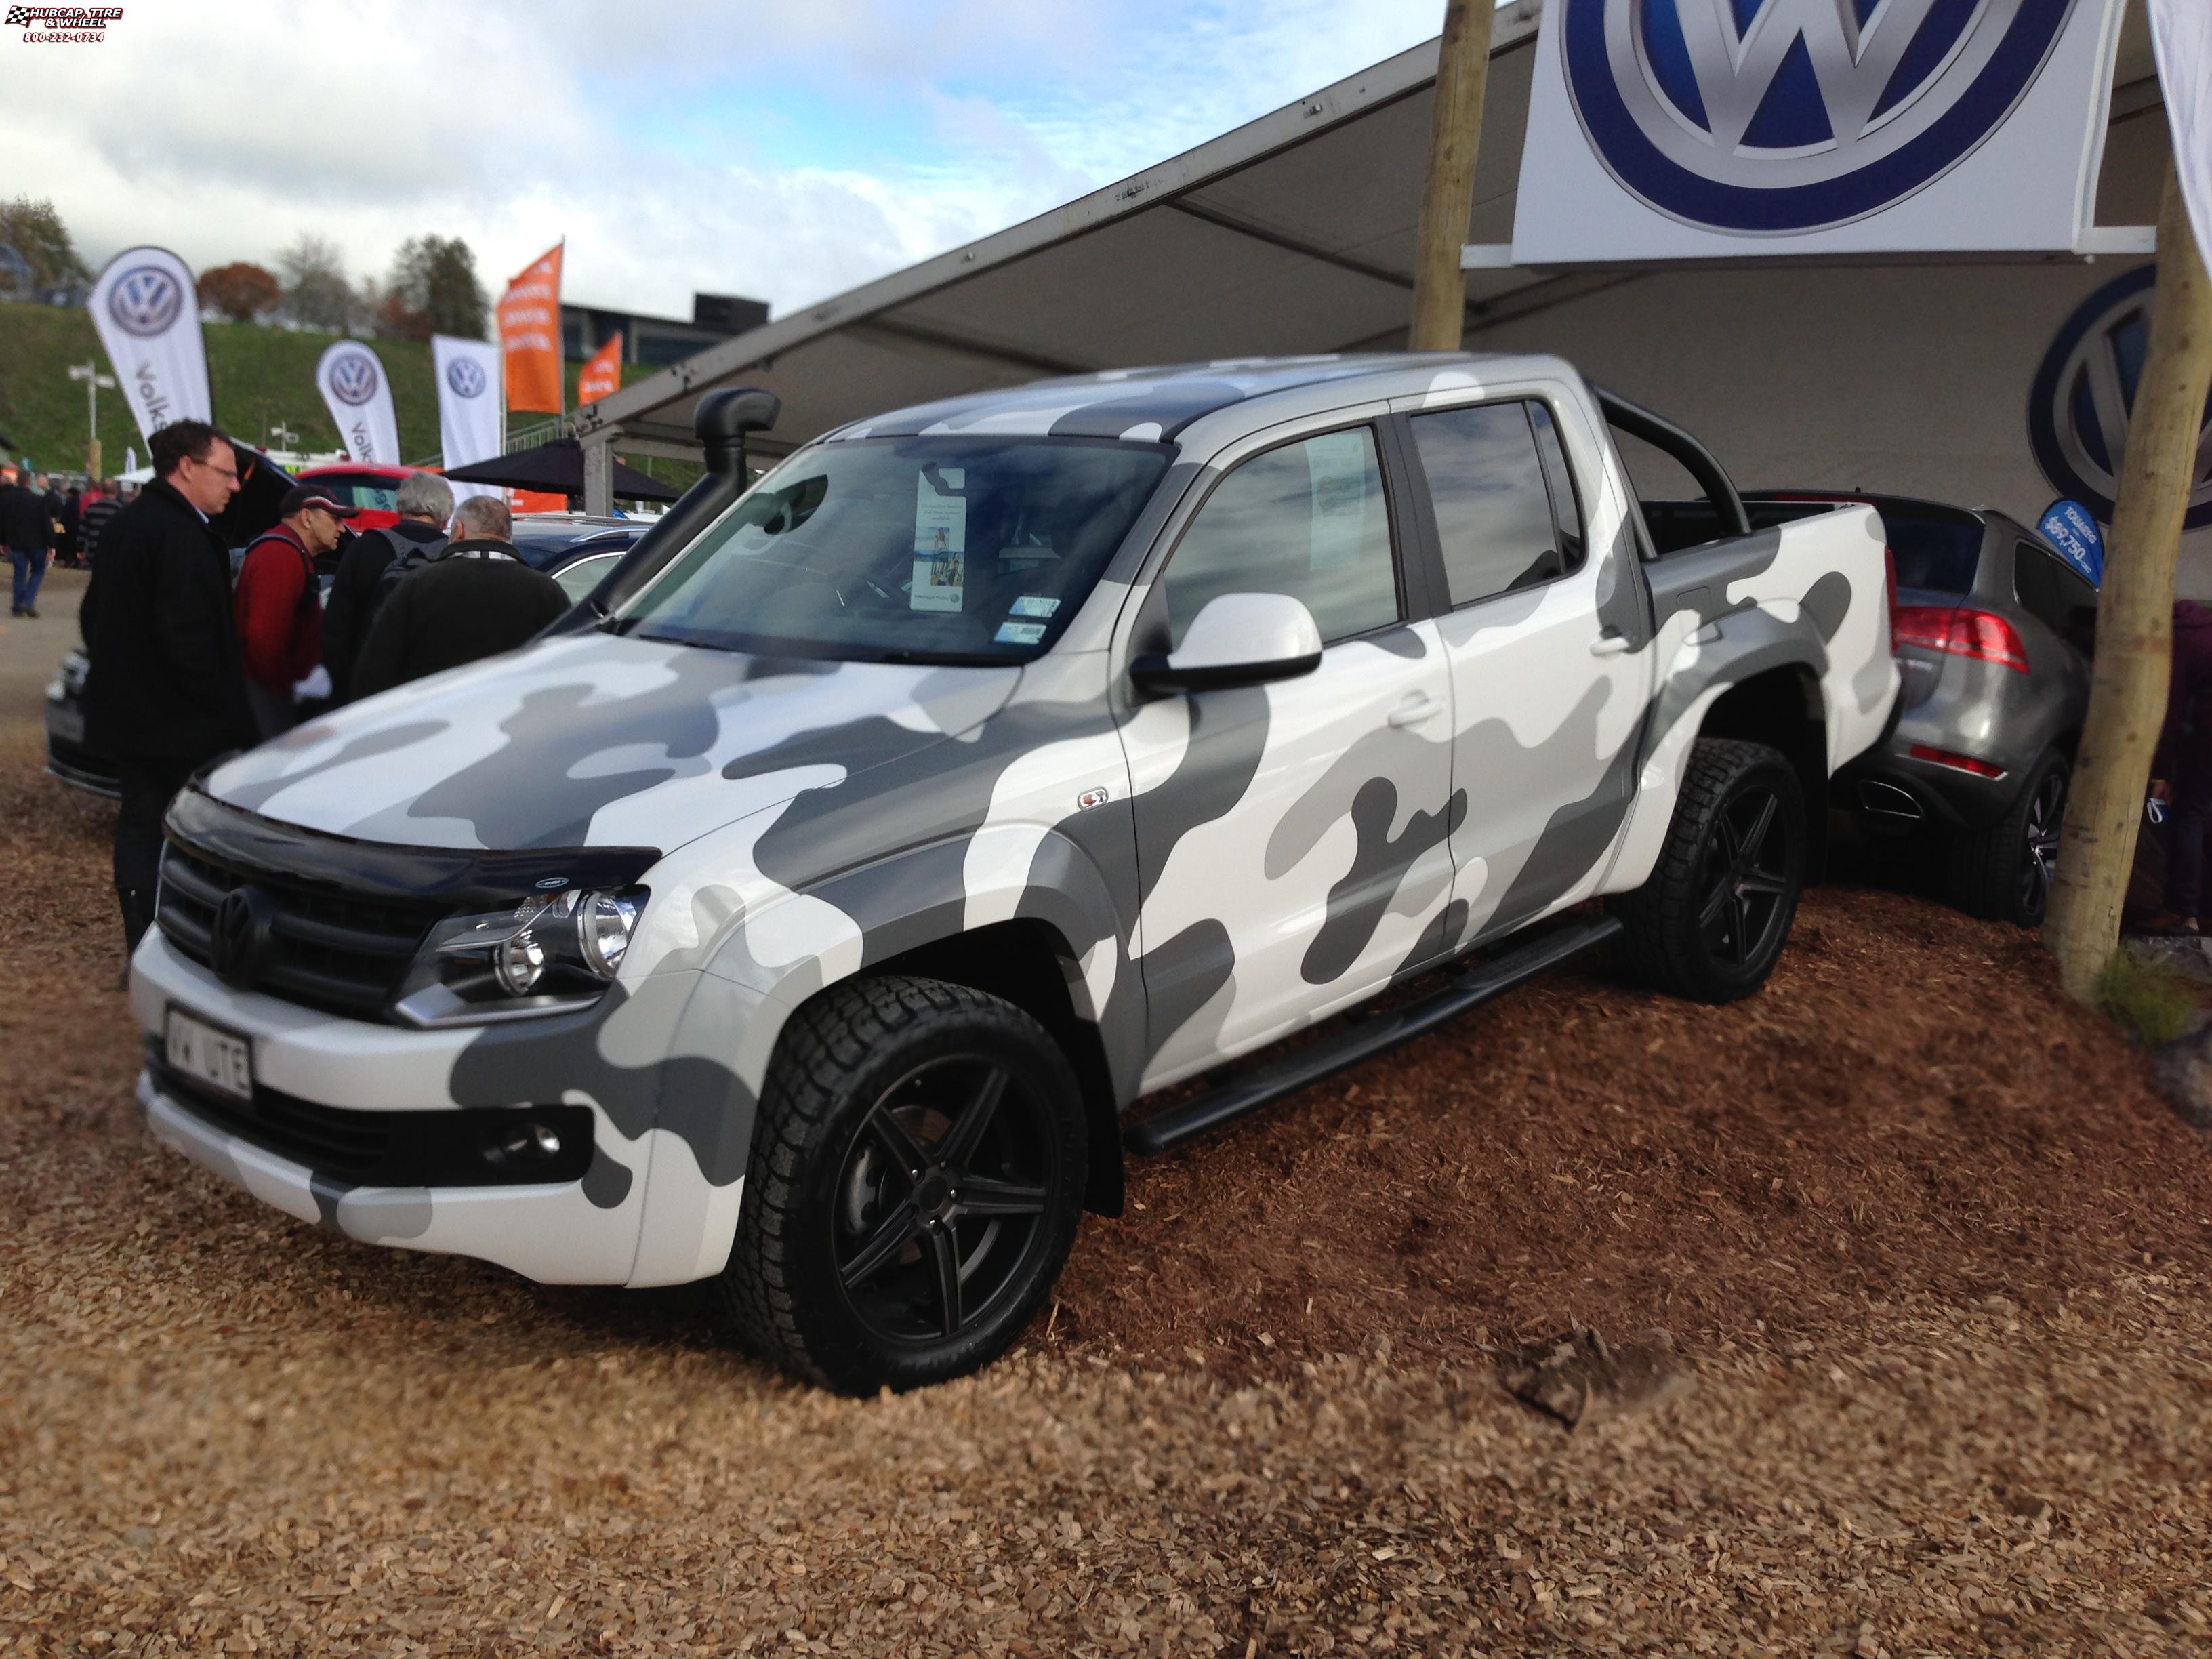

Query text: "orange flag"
[577, 332, 622, 405]
[498, 242, 564, 413]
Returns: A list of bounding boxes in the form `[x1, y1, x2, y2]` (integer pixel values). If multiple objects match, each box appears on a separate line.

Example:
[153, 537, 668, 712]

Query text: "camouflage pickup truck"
[133, 354, 1898, 1391]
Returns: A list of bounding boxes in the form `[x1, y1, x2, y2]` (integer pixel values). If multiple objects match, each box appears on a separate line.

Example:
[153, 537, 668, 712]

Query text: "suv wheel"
[1612, 737, 1807, 1004]
[1944, 747, 2068, 927]
[711, 975, 1087, 1394]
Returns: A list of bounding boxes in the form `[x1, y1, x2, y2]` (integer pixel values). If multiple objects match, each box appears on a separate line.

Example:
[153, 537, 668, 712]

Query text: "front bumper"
[131, 929, 739, 1286]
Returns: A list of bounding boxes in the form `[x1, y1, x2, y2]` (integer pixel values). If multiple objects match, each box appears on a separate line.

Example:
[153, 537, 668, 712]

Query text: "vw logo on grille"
[209, 885, 278, 989]
[446, 358, 487, 398]
[2029, 264, 2212, 533]
[108, 265, 183, 337]
[329, 351, 380, 405]
[1560, 0, 2077, 234]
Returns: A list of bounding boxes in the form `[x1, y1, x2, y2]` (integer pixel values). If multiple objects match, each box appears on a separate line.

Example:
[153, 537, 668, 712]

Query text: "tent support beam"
[1166, 198, 1490, 329]
[851, 316, 1097, 379]
[581, 431, 615, 517]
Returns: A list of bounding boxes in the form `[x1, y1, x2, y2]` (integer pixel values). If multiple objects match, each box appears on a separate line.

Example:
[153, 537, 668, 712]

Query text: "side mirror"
[1130, 592, 1324, 694]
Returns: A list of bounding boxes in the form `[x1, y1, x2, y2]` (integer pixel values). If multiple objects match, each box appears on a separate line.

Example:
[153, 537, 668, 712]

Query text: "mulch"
[4, 720, 2210, 1656]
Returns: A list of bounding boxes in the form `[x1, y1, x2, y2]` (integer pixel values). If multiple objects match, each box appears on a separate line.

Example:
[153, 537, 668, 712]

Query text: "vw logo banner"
[432, 335, 505, 504]
[1511, 0, 2127, 264]
[87, 246, 213, 444]
[314, 340, 400, 466]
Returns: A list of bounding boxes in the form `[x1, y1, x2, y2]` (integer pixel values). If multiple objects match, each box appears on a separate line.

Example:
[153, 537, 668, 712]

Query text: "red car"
[292, 463, 417, 532]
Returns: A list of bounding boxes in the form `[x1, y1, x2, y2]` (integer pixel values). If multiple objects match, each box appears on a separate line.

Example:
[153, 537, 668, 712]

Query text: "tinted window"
[1410, 401, 1578, 608]
[2014, 541, 2097, 653]
[314, 478, 399, 513]
[623, 436, 1170, 664]
[1886, 514, 1982, 594]
[1162, 426, 1397, 649]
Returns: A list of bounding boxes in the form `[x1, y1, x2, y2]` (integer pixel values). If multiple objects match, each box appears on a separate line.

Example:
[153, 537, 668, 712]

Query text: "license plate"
[47, 704, 85, 743]
[165, 1008, 253, 1101]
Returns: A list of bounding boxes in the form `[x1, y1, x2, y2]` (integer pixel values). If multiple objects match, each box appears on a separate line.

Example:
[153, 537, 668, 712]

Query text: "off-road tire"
[1944, 747, 2067, 927]
[710, 975, 1087, 1395]
[1611, 737, 1807, 1004]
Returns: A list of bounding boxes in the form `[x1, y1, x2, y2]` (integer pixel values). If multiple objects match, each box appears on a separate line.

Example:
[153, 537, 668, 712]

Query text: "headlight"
[392, 886, 647, 1027]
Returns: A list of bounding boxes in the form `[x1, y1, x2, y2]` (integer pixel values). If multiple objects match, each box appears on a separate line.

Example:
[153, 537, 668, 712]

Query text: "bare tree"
[274, 234, 361, 333]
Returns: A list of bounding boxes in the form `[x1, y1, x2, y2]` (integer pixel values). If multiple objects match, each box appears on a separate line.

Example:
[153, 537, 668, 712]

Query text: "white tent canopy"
[579, 0, 2168, 520]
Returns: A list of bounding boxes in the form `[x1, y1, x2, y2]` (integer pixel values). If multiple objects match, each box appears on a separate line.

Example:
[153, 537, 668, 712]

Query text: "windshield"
[617, 435, 1172, 663]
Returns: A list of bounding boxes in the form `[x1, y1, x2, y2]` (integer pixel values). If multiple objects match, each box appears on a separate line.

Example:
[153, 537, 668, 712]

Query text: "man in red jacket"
[235, 486, 360, 737]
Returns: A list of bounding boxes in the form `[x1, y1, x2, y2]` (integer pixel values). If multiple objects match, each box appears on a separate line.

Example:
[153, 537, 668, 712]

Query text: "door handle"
[1589, 630, 1634, 657]
[1387, 693, 1446, 728]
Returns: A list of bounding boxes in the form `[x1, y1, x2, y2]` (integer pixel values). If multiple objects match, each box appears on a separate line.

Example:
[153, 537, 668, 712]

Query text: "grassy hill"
[0, 300, 675, 484]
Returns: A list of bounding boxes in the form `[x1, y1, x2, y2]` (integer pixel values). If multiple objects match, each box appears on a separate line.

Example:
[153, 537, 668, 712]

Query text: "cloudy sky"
[14, 1, 1452, 322]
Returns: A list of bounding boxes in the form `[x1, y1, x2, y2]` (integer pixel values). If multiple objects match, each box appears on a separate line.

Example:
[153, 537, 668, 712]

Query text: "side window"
[1410, 400, 1581, 609]
[1161, 426, 1398, 649]
[2014, 541, 2097, 655]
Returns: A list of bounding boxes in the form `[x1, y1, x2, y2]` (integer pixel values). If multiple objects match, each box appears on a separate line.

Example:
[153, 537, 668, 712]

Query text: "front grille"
[148, 1044, 594, 1187]
[157, 843, 445, 1019]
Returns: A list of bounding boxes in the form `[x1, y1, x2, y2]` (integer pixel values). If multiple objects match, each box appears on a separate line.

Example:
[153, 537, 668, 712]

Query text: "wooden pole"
[2045, 159, 2212, 1001]
[1408, 0, 1494, 352]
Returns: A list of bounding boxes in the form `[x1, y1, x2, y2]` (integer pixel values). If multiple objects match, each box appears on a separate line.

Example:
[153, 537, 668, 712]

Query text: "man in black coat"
[80, 419, 255, 954]
[320, 469, 453, 703]
[352, 495, 569, 699]
[0, 469, 50, 617]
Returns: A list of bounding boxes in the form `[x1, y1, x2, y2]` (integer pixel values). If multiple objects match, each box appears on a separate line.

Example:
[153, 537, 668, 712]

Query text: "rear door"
[1394, 388, 1656, 942]
[1119, 415, 1458, 1087]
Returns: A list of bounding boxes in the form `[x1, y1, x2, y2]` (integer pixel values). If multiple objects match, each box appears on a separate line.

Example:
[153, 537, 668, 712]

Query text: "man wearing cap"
[235, 486, 361, 737]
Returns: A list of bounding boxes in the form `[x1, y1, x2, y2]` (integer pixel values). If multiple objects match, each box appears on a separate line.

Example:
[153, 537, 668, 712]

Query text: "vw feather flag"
[314, 340, 401, 465]
[433, 334, 503, 503]
[1511, 0, 2129, 264]
[87, 247, 212, 442]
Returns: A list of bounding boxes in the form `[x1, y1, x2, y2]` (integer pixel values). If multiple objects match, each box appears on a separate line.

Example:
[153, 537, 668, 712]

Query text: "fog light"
[495, 926, 546, 995]
[485, 1122, 564, 1167]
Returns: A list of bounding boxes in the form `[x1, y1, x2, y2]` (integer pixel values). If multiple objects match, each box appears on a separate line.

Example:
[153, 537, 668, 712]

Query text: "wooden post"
[2045, 159, 2212, 1001]
[1408, 0, 1494, 352]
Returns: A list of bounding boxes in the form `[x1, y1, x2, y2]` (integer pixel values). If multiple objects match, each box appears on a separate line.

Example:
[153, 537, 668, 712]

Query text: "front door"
[1397, 392, 1654, 942]
[1119, 419, 1458, 1090]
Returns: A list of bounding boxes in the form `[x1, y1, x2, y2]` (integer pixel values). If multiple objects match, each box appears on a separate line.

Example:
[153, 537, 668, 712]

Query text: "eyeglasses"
[187, 455, 241, 483]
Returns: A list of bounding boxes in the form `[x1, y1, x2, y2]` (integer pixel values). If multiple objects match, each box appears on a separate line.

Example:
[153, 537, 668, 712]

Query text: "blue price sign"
[2037, 499, 2104, 587]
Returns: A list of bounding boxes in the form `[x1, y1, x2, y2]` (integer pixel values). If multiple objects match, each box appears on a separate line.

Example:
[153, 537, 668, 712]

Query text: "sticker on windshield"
[994, 620, 1048, 645]
[1008, 595, 1059, 618]
[912, 467, 968, 613]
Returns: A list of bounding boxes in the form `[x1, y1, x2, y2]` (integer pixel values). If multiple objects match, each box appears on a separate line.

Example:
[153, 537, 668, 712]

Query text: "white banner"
[1511, 0, 2128, 265]
[432, 335, 503, 504]
[87, 246, 211, 443]
[2150, 0, 2212, 268]
[314, 340, 401, 465]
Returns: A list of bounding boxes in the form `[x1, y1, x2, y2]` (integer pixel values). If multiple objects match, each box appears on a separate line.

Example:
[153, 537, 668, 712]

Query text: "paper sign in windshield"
[995, 620, 1047, 644]
[1008, 595, 1059, 618]
[912, 468, 968, 612]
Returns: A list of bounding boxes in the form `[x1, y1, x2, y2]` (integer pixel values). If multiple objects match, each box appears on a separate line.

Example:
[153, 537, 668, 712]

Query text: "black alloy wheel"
[834, 1055, 1054, 1347]
[1612, 737, 1808, 1004]
[1696, 785, 1795, 969]
[713, 975, 1088, 1394]
[2018, 766, 2067, 924]
[1943, 747, 2070, 927]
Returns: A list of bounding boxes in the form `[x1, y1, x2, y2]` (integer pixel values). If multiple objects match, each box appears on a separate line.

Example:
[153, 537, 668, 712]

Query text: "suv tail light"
[1891, 605, 2029, 672]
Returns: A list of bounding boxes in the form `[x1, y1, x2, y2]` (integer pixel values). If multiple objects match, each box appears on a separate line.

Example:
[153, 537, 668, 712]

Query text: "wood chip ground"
[3, 710, 2208, 1656]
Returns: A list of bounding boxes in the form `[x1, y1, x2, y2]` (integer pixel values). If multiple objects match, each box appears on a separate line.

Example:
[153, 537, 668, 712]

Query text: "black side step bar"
[1123, 914, 1624, 1156]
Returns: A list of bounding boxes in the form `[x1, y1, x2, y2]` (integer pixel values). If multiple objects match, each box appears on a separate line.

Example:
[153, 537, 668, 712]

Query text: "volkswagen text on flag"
[1511, 0, 2127, 263]
[432, 335, 503, 504]
[87, 247, 211, 443]
[313, 340, 400, 466]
